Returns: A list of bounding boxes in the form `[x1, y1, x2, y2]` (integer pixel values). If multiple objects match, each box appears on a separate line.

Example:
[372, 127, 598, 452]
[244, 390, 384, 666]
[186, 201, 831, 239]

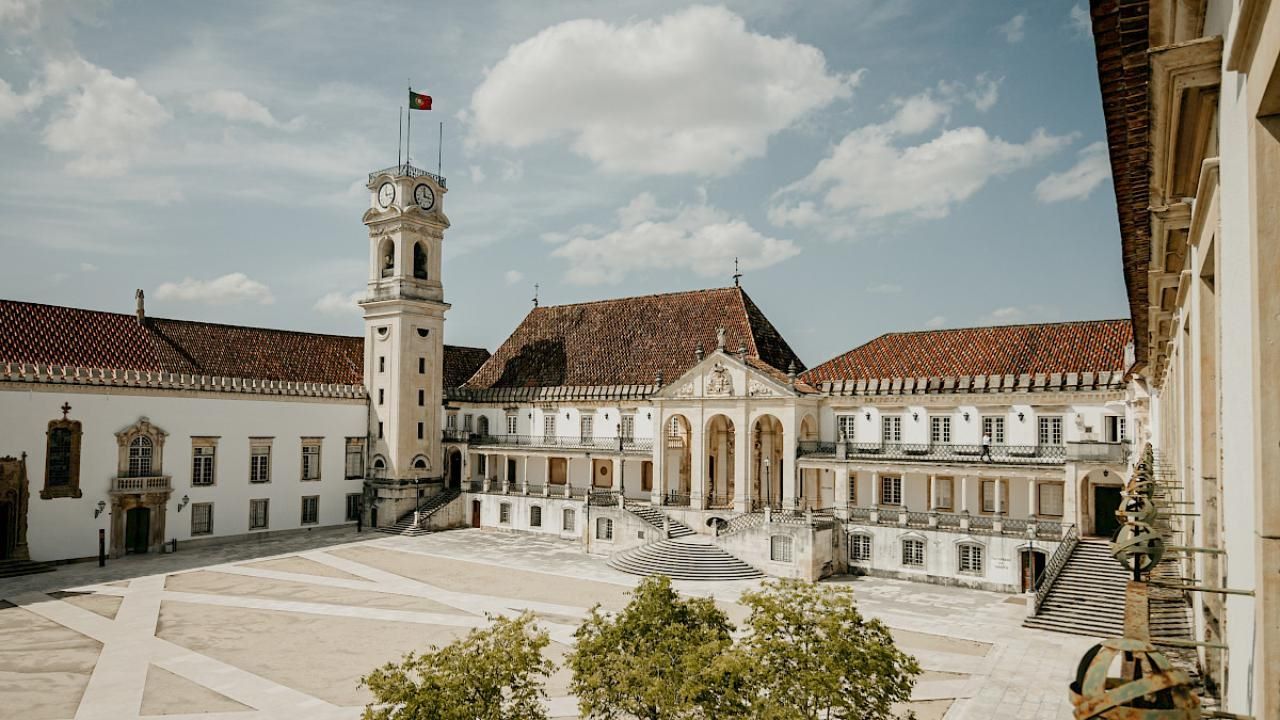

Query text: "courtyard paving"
[0, 527, 1097, 719]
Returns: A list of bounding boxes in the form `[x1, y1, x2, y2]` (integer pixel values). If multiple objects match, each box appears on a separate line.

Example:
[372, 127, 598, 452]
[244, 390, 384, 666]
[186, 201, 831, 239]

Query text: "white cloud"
[503, 269, 524, 285]
[924, 315, 947, 329]
[551, 192, 799, 285]
[467, 5, 856, 176]
[867, 283, 902, 294]
[78, 262, 97, 272]
[499, 158, 524, 182]
[41, 57, 170, 177]
[1036, 141, 1111, 202]
[198, 89, 292, 129]
[156, 272, 275, 305]
[0, 76, 42, 121]
[1069, 4, 1092, 38]
[313, 290, 362, 316]
[968, 74, 1001, 112]
[468, 164, 486, 184]
[886, 90, 951, 135]
[999, 13, 1027, 43]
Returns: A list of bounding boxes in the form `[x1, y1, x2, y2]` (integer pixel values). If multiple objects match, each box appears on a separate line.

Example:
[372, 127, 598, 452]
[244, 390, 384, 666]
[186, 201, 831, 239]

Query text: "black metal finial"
[532, 283, 539, 308]
[732, 257, 742, 287]
[60, 402, 72, 419]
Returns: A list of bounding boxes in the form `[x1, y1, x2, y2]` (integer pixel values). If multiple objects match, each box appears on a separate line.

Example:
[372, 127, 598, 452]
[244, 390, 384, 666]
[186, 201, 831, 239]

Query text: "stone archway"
[664, 415, 692, 500]
[0, 456, 30, 561]
[704, 415, 735, 507]
[1078, 467, 1125, 536]
[110, 492, 168, 558]
[752, 415, 784, 510]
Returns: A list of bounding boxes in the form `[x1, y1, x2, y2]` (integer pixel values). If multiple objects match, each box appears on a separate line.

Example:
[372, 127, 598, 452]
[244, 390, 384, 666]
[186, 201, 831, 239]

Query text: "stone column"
[929, 473, 937, 510]
[871, 470, 880, 505]
[612, 456, 622, 493]
[651, 426, 666, 505]
[960, 476, 970, 512]
[1027, 477, 1037, 518]
[733, 414, 749, 513]
[835, 468, 850, 517]
[689, 416, 706, 509]
[995, 477, 1004, 515]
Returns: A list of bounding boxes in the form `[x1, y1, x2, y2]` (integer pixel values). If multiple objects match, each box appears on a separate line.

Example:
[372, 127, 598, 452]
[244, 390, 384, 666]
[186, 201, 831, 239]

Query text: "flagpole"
[406, 81, 412, 170]
[397, 106, 403, 168]
[437, 121, 443, 177]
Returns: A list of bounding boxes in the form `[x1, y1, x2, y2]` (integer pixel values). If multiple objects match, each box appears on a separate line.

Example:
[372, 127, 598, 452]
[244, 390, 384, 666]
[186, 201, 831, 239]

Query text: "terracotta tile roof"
[1090, 0, 1151, 364]
[463, 286, 805, 389]
[800, 320, 1133, 385]
[0, 299, 489, 389]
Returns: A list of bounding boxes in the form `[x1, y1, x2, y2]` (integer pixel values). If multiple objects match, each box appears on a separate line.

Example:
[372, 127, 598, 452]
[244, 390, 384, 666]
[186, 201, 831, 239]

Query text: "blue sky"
[0, 0, 1123, 366]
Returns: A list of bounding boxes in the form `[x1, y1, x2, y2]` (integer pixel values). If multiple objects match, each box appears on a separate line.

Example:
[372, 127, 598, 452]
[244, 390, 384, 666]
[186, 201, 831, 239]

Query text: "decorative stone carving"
[706, 363, 733, 397]
[673, 381, 696, 398]
[748, 379, 777, 397]
[0, 455, 31, 560]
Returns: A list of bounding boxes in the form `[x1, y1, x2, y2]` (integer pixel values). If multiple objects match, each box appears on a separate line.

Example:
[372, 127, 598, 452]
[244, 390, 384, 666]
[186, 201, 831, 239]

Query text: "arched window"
[413, 457, 428, 470]
[413, 242, 428, 279]
[42, 411, 83, 499]
[958, 543, 984, 574]
[373, 457, 386, 469]
[849, 533, 872, 562]
[562, 508, 576, 532]
[128, 436, 153, 477]
[476, 416, 490, 437]
[380, 239, 395, 278]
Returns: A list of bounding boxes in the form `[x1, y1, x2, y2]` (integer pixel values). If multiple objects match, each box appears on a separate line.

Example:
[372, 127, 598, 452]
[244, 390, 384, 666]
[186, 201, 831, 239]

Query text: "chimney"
[134, 289, 146, 326]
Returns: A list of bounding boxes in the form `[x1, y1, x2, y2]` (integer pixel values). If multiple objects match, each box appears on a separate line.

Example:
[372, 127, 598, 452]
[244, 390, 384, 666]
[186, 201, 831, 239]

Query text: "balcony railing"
[843, 505, 1067, 540]
[367, 163, 447, 188]
[797, 440, 1066, 465]
[1064, 441, 1130, 464]
[111, 475, 172, 493]
[468, 433, 655, 455]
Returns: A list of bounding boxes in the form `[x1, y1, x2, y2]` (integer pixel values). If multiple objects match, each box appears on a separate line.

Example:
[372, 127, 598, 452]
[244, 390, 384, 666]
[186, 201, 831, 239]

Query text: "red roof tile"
[463, 286, 805, 389]
[0, 299, 488, 389]
[800, 320, 1133, 385]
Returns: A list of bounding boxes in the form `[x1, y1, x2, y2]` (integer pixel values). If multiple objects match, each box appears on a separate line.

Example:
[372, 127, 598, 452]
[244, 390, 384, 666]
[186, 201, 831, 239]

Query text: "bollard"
[98, 528, 106, 567]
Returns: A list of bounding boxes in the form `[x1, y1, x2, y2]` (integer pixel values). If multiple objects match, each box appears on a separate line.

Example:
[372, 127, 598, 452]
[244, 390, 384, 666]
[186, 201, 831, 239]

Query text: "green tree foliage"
[567, 575, 737, 720]
[359, 611, 553, 720]
[736, 579, 921, 720]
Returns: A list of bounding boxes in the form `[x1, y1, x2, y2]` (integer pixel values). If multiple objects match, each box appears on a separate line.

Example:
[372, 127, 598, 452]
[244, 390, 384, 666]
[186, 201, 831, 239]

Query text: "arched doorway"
[752, 415, 783, 510]
[447, 449, 462, 489]
[1020, 548, 1048, 592]
[1080, 467, 1124, 536]
[705, 415, 735, 507]
[664, 415, 692, 501]
[0, 495, 14, 560]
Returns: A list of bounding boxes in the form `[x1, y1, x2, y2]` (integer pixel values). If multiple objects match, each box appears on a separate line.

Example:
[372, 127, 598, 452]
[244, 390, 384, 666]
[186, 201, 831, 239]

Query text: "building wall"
[844, 524, 1057, 593]
[1, 384, 366, 562]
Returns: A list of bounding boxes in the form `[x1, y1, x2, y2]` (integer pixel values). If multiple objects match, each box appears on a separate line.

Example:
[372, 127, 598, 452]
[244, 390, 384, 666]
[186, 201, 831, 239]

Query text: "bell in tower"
[359, 163, 451, 527]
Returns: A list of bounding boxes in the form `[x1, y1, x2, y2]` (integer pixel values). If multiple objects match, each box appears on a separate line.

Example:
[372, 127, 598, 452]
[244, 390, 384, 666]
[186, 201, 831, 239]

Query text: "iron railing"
[663, 491, 691, 507]
[367, 163, 447, 188]
[1034, 524, 1079, 612]
[588, 489, 620, 507]
[797, 440, 1066, 465]
[751, 497, 782, 512]
[469, 434, 654, 454]
[706, 493, 734, 509]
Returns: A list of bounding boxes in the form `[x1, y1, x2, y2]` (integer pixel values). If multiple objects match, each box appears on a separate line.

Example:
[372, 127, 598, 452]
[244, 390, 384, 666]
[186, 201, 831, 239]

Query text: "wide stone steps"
[1024, 538, 1129, 638]
[0, 559, 57, 578]
[377, 488, 460, 537]
[625, 504, 695, 539]
[608, 538, 763, 581]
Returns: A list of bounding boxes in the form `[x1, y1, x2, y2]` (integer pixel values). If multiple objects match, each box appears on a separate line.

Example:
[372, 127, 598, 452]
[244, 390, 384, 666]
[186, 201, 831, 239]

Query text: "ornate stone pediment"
[706, 362, 733, 397]
[653, 351, 796, 401]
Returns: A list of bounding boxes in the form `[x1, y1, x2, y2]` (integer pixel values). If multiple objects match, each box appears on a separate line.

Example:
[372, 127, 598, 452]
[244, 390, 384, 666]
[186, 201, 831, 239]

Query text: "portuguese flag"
[409, 90, 432, 110]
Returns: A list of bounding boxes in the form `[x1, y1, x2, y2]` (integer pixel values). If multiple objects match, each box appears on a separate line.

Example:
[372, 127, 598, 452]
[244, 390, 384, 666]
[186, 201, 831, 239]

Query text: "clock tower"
[360, 163, 450, 524]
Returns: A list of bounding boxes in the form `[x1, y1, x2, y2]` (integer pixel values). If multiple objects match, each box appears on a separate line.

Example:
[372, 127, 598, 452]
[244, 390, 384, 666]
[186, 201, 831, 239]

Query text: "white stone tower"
[360, 164, 450, 509]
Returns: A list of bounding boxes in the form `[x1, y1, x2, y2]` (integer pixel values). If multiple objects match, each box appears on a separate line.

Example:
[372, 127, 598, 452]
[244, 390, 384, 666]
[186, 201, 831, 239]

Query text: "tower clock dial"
[377, 182, 395, 209]
[413, 183, 435, 211]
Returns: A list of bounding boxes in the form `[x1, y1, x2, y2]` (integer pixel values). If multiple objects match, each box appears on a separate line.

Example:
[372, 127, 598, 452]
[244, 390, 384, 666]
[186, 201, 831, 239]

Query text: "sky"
[0, 0, 1125, 366]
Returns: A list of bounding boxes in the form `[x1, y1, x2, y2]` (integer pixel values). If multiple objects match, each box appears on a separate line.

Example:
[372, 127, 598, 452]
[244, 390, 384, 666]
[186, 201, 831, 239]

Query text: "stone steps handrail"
[1034, 523, 1078, 612]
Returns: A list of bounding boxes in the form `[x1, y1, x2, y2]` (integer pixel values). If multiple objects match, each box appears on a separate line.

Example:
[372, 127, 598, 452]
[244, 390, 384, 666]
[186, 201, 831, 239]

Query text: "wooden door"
[470, 500, 481, 528]
[1094, 486, 1122, 537]
[125, 507, 150, 554]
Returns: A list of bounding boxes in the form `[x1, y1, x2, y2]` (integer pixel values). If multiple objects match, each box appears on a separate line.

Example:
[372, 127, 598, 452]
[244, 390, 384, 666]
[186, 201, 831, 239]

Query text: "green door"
[125, 507, 150, 554]
[1094, 486, 1122, 538]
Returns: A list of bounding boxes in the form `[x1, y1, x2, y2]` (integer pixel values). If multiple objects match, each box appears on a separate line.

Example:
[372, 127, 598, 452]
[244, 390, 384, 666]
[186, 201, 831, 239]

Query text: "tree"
[359, 612, 553, 720]
[567, 575, 738, 719]
[735, 579, 920, 720]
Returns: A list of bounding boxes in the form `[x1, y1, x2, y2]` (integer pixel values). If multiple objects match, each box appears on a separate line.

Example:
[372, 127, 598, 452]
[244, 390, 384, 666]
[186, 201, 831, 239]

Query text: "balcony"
[1064, 441, 1130, 464]
[467, 433, 655, 456]
[845, 505, 1069, 540]
[110, 475, 172, 494]
[797, 441, 1066, 465]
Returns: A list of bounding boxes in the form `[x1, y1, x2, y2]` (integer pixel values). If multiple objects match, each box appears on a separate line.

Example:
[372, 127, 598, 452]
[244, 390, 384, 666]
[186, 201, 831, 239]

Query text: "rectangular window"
[506, 414, 518, 435]
[930, 416, 951, 444]
[562, 508, 576, 532]
[345, 493, 361, 522]
[499, 503, 511, 524]
[377, 422, 384, 439]
[880, 476, 902, 506]
[345, 438, 365, 479]
[463, 414, 473, 432]
[958, 544, 984, 574]
[418, 357, 425, 374]
[595, 517, 613, 540]
[836, 415, 857, 441]
[848, 472, 857, 505]
[417, 422, 424, 440]
[378, 388, 385, 405]
[1038, 416, 1064, 446]
[850, 534, 871, 562]
[301, 441, 321, 481]
[191, 443, 216, 487]
[933, 477, 954, 510]
[418, 389, 425, 407]
[543, 414, 556, 438]
[620, 414, 636, 441]
[1105, 415, 1126, 442]
[882, 416, 902, 443]
[980, 479, 1008, 513]
[249, 499, 269, 530]
[1037, 482, 1065, 517]
[301, 495, 319, 525]
[191, 502, 213, 536]
[982, 416, 1006, 444]
[902, 538, 925, 567]
[477, 455, 487, 475]
[530, 505, 542, 527]
[580, 415, 593, 441]
[548, 458, 567, 485]
[446, 413, 457, 430]
[250, 441, 272, 484]
[379, 356, 385, 373]
[770, 535, 794, 562]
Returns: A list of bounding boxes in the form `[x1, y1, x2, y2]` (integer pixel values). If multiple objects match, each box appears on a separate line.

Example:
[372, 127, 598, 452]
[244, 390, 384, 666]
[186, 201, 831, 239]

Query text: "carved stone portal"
[0, 455, 31, 560]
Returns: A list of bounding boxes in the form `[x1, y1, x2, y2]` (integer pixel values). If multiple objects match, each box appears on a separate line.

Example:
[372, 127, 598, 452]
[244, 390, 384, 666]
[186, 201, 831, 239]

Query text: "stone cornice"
[813, 371, 1126, 398]
[1, 363, 367, 400]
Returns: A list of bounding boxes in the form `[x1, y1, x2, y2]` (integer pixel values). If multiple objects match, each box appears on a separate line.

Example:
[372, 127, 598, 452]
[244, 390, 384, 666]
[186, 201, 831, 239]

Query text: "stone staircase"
[608, 536, 763, 581]
[624, 502, 695, 539]
[1024, 537, 1128, 637]
[376, 488, 460, 537]
[0, 558, 57, 579]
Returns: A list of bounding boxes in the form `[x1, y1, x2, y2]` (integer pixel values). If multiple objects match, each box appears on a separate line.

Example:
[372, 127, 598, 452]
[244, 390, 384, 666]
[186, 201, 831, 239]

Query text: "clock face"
[377, 182, 395, 208]
[414, 183, 435, 211]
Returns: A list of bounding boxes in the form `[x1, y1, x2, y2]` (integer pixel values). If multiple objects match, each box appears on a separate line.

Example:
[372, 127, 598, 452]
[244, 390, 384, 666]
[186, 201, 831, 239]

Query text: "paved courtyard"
[0, 527, 1097, 720]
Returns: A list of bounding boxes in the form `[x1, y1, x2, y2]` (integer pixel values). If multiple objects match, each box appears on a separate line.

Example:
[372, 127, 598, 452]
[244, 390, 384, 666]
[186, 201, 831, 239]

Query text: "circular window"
[416, 328, 429, 338]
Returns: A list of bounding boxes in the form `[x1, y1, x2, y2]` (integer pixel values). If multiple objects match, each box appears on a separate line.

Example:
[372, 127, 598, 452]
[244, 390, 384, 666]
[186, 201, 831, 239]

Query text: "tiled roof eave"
[814, 371, 1128, 397]
[0, 362, 368, 399]
[447, 384, 659, 404]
